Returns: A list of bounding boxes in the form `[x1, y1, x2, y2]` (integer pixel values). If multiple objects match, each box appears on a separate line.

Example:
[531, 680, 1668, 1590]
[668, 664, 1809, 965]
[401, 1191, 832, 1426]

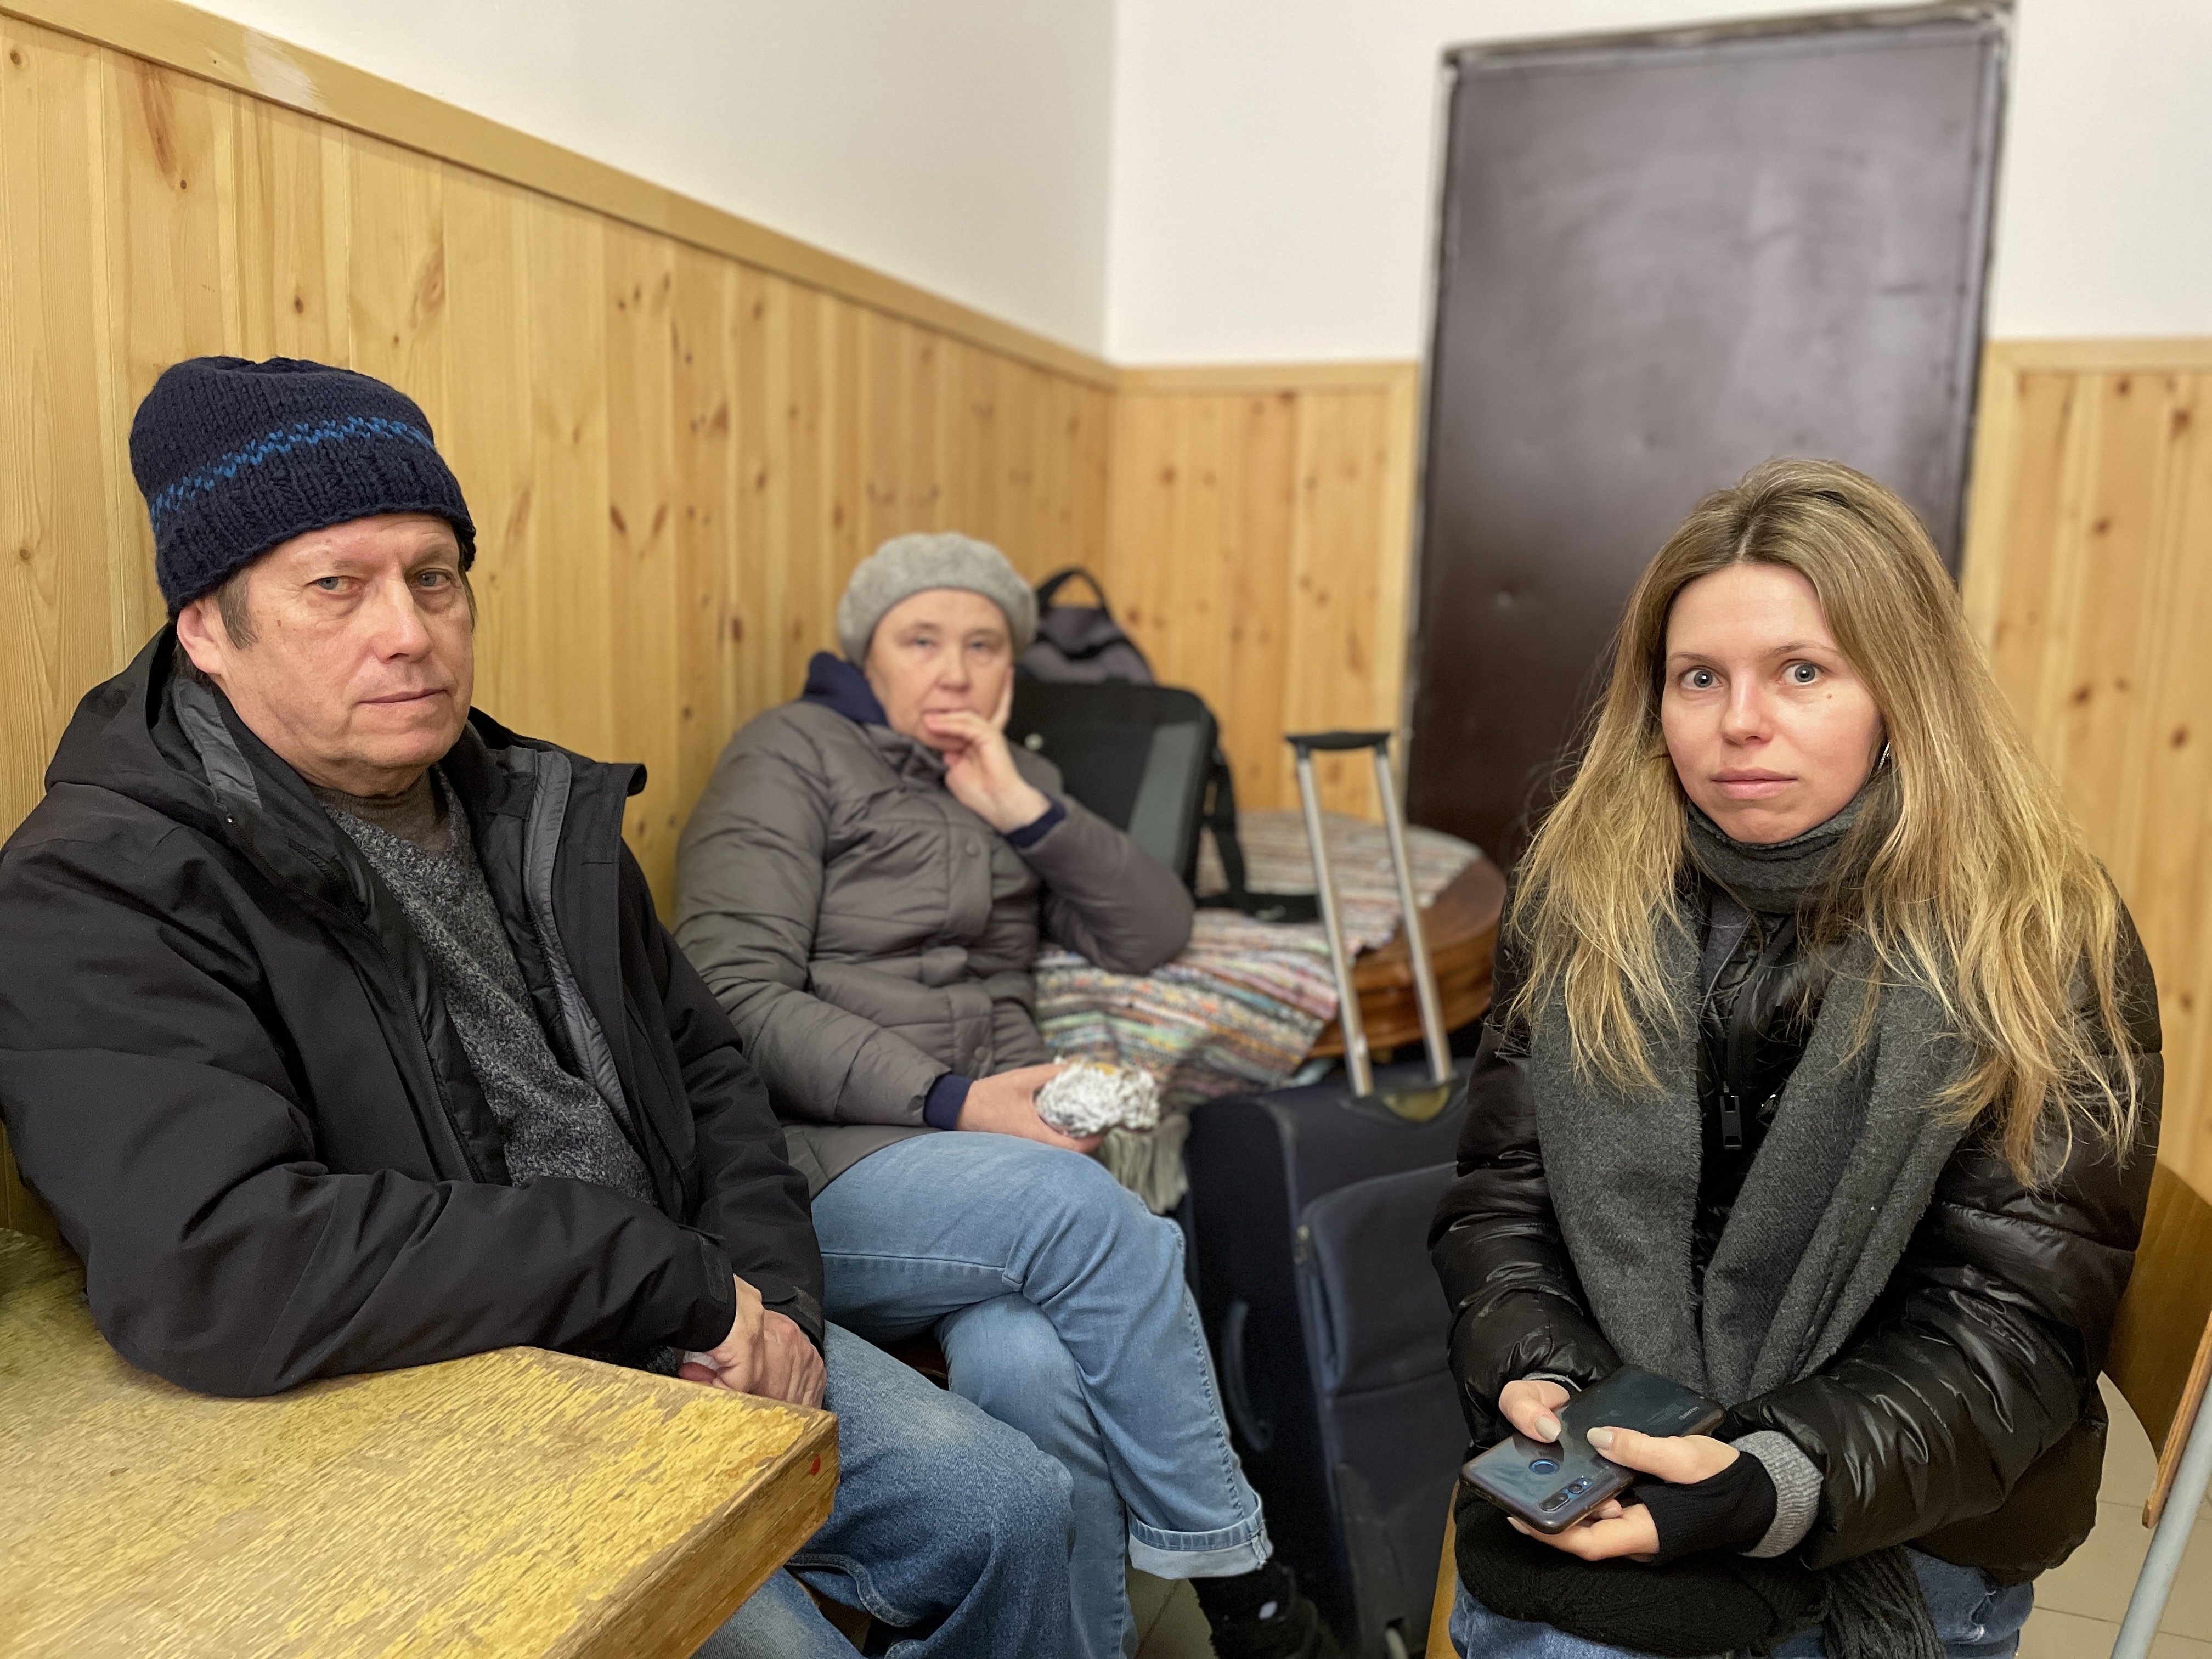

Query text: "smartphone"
[1460, 1365, 1724, 1534]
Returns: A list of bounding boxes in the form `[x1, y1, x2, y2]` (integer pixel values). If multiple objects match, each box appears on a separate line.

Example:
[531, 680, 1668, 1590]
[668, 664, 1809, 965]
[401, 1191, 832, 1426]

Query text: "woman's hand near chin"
[923, 678, 1050, 832]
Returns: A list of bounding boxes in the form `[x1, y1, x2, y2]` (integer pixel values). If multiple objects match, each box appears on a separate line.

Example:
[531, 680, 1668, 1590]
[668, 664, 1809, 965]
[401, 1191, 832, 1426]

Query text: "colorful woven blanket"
[1037, 810, 1480, 1208]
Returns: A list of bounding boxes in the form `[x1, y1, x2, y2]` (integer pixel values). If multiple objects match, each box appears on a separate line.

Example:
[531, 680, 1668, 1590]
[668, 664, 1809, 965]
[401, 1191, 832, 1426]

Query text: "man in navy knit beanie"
[131, 356, 478, 612]
[0, 357, 1073, 1658]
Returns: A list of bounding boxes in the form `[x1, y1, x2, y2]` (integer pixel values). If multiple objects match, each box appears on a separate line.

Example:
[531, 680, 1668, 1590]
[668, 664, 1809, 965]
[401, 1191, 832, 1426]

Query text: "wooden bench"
[0, 1229, 837, 1658]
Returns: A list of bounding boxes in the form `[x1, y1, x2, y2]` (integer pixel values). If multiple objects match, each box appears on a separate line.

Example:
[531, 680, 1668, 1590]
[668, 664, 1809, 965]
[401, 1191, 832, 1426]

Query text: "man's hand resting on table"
[678, 1275, 826, 1408]
[958, 1062, 1103, 1154]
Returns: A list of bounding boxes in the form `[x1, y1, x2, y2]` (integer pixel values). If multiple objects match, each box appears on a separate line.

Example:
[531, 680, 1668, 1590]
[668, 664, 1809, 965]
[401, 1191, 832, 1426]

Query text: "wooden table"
[1311, 856, 1509, 1057]
[0, 1230, 838, 1658]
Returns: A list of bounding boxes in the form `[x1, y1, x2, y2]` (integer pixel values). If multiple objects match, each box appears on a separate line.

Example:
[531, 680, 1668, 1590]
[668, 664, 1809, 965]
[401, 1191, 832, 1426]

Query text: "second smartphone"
[1460, 1364, 1724, 1534]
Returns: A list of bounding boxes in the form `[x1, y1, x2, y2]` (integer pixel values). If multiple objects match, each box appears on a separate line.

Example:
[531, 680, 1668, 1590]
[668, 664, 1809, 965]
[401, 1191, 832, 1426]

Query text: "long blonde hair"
[1508, 458, 2140, 1178]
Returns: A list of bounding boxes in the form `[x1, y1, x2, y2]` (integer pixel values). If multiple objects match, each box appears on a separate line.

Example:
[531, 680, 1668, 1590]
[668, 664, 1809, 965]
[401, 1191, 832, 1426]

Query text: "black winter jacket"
[0, 633, 821, 1396]
[1431, 878, 2161, 1580]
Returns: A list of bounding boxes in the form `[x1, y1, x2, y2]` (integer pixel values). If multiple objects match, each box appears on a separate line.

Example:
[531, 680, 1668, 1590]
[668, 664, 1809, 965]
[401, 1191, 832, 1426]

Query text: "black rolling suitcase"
[1185, 732, 1472, 1659]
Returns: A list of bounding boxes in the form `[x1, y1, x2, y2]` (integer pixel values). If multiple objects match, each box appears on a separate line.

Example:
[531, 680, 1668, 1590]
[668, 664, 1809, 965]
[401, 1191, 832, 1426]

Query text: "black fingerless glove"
[1633, 1449, 1778, 1564]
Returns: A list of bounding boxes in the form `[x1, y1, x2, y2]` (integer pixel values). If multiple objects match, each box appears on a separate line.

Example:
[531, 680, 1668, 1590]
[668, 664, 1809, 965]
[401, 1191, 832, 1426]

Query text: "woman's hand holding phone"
[1492, 1378, 1741, 1562]
[1499, 1376, 1571, 1442]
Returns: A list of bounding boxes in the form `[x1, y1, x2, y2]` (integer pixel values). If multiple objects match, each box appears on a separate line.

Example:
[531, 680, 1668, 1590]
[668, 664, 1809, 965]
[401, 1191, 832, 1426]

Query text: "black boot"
[1191, 1559, 1342, 1659]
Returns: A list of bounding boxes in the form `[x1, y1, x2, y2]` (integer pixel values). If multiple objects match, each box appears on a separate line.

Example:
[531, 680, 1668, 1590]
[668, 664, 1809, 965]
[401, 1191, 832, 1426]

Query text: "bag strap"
[1035, 566, 1115, 616]
[1197, 749, 1317, 925]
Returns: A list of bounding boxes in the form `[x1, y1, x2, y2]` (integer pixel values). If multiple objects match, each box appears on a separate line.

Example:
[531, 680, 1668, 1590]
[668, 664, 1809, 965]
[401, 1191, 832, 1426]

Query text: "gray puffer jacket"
[674, 654, 1194, 1192]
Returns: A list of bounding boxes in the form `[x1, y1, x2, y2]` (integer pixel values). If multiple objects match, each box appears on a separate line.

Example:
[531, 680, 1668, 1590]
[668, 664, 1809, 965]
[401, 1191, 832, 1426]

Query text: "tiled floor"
[1130, 1378, 2212, 1658]
[2020, 1378, 2212, 1658]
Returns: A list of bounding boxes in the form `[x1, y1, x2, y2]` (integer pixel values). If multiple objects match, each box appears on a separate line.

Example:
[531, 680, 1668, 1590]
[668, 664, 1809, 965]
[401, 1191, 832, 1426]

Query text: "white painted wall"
[1103, 0, 2212, 361]
[194, 0, 1118, 353]
[199, 0, 2211, 364]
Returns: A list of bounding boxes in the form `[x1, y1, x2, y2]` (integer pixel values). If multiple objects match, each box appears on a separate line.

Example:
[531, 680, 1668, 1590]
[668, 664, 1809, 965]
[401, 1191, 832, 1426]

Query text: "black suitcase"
[1186, 731, 1476, 1658]
[1187, 1073, 1468, 1659]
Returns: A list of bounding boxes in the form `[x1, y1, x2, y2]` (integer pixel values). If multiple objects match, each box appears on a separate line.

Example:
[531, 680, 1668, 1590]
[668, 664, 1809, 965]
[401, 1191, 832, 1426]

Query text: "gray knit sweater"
[317, 774, 656, 1205]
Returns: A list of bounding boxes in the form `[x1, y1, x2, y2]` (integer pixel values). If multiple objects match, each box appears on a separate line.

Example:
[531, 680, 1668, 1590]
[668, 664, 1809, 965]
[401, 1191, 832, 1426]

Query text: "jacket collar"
[798, 651, 951, 786]
[799, 652, 888, 726]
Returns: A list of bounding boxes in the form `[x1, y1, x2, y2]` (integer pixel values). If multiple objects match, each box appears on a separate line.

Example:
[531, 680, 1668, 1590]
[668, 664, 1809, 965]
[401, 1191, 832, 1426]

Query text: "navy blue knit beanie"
[129, 356, 476, 610]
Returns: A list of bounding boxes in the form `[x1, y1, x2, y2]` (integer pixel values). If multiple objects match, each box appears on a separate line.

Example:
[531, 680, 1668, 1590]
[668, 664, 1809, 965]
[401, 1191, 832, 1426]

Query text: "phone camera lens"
[1528, 1458, 1560, 1474]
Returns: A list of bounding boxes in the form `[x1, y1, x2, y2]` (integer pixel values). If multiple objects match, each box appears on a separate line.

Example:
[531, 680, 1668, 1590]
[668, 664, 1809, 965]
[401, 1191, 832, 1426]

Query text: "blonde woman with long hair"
[1431, 460, 2159, 1659]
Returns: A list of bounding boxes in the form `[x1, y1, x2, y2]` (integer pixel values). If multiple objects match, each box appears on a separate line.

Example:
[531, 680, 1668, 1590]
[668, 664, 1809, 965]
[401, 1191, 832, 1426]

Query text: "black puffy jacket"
[1430, 876, 2161, 1580]
[0, 632, 822, 1396]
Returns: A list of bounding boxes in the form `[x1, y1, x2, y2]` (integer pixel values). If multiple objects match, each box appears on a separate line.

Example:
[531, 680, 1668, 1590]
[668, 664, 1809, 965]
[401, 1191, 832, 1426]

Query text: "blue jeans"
[694, 1324, 1075, 1658]
[810, 1131, 1271, 1659]
[1446, 1547, 2034, 1657]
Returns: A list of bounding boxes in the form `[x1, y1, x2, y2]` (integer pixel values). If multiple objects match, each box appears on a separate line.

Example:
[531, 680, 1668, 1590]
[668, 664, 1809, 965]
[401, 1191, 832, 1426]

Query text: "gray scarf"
[1530, 800, 1969, 1657]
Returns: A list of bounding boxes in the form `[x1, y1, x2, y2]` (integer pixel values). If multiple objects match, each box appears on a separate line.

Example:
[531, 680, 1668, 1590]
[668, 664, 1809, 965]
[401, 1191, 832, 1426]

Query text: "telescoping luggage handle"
[1285, 730, 1454, 1122]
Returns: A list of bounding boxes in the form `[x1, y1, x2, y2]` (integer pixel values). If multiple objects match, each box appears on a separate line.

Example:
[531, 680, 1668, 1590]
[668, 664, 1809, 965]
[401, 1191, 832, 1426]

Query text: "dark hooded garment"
[0, 633, 821, 1397]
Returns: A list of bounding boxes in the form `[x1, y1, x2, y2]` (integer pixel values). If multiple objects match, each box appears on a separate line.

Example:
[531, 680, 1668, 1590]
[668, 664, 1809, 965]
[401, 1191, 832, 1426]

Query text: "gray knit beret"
[836, 532, 1037, 662]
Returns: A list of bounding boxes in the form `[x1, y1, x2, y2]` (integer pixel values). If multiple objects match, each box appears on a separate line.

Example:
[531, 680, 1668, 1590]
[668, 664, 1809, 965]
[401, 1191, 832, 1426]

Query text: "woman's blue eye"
[1686, 668, 1716, 690]
[1789, 662, 1820, 685]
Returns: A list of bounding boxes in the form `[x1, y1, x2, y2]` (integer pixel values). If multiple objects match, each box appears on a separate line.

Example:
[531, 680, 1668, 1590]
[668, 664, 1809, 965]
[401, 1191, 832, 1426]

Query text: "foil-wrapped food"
[1035, 1062, 1162, 1137]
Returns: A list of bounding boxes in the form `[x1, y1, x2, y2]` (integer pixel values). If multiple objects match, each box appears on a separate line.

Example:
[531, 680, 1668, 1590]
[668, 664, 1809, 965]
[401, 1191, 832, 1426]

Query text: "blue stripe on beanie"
[129, 356, 477, 610]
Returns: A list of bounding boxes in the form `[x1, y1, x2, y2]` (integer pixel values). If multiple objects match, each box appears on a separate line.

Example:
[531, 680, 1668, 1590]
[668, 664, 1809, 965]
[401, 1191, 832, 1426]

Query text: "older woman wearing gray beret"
[676, 533, 1334, 1659]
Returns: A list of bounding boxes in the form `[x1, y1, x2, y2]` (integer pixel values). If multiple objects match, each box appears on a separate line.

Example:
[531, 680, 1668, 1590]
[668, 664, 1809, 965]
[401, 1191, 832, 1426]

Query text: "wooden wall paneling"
[665, 245, 740, 812]
[819, 292, 868, 625]
[2045, 375, 2179, 862]
[0, 18, 119, 839]
[1104, 371, 1419, 819]
[859, 309, 906, 559]
[956, 345, 1002, 560]
[1109, 390, 1238, 741]
[902, 321, 947, 540]
[1962, 344, 2212, 1196]
[105, 53, 232, 380]
[1223, 393, 1300, 817]
[520, 194, 616, 767]
[229, 103, 346, 364]
[345, 136, 444, 432]
[1050, 369, 1113, 574]
[2136, 375, 2212, 1198]
[730, 264, 786, 718]
[780, 282, 832, 703]
[1282, 384, 1417, 817]
[604, 224, 684, 890]
[439, 168, 537, 748]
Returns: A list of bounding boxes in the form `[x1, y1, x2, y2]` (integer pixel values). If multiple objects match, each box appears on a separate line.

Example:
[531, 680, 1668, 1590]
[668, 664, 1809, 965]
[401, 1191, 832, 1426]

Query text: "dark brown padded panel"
[1406, 7, 2005, 861]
